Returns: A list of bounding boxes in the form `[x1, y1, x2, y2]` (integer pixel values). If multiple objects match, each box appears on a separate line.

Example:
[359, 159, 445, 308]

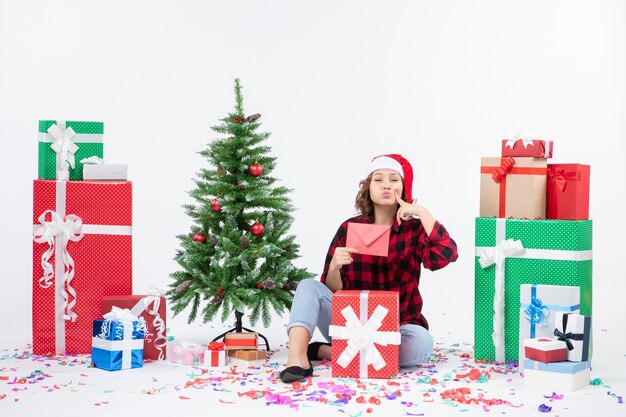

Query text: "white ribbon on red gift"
[504, 133, 537, 149]
[475, 218, 593, 363]
[33, 181, 133, 354]
[47, 121, 78, 180]
[129, 287, 167, 360]
[328, 291, 401, 377]
[33, 210, 84, 323]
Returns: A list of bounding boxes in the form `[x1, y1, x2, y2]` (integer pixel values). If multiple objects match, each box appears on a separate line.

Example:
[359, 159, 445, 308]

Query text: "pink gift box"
[170, 341, 204, 366]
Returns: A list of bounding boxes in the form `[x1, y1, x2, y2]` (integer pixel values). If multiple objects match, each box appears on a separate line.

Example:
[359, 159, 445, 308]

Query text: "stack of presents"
[475, 136, 592, 390]
[170, 332, 267, 368]
[29, 120, 223, 371]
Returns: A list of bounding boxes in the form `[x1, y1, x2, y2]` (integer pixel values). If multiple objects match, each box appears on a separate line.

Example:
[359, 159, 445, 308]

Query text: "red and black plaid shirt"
[320, 215, 458, 329]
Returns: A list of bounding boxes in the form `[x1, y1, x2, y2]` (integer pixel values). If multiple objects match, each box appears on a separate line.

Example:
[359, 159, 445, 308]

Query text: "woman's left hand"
[395, 191, 436, 234]
[395, 191, 419, 223]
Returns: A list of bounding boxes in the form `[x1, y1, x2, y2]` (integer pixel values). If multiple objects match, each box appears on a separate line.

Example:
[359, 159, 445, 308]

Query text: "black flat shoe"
[307, 342, 331, 361]
[279, 361, 314, 383]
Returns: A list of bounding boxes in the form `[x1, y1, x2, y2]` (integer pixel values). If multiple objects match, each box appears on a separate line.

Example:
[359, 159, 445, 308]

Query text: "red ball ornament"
[218, 286, 223, 292]
[250, 221, 264, 236]
[248, 162, 263, 177]
[256, 283, 263, 289]
[236, 184, 245, 190]
[192, 232, 207, 243]
[210, 198, 222, 212]
[234, 116, 240, 123]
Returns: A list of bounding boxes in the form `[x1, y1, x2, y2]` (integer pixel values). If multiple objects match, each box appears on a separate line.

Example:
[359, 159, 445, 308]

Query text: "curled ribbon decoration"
[208, 341, 225, 351]
[524, 297, 549, 329]
[48, 122, 79, 179]
[130, 287, 167, 360]
[33, 210, 84, 322]
[491, 157, 515, 184]
[329, 304, 401, 372]
[477, 238, 525, 363]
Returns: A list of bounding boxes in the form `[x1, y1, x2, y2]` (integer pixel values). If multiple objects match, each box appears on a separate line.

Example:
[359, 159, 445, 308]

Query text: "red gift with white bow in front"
[32, 180, 132, 355]
[329, 291, 401, 379]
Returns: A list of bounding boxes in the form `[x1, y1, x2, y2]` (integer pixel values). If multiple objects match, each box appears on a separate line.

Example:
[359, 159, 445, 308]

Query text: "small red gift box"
[524, 338, 568, 363]
[329, 291, 401, 379]
[204, 342, 227, 367]
[502, 138, 553, 158]
[102, 294, 167, 360]
[224, 332, 258, 350]
[32, 180, 132, 355]
[546, 164, 590, 220]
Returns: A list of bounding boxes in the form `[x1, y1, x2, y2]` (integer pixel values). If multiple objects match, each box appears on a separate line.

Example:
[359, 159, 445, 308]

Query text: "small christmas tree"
[168, 79, 314, 328]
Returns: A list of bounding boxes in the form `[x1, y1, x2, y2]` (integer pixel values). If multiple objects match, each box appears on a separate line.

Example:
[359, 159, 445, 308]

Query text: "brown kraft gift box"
[480, 157, 547, 219]
[227, 349, 267, 361]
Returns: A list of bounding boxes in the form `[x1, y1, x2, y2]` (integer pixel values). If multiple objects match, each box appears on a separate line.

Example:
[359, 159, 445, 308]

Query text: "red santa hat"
[365, 154, 414, 202]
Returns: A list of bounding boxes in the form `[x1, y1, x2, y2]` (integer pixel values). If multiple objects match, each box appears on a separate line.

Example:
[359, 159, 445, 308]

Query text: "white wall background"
[1, 1, 624, 346]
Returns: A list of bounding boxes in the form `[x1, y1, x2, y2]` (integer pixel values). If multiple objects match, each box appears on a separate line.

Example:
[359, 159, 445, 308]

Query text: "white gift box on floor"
[83, 163, 127, 180]
[523, 359, 590, 391]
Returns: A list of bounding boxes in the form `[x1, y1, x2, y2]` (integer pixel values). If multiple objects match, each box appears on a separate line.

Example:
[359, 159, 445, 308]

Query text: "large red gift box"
[501, 139, 553, 158]
[102, 295, 167, 360]
[546, 164, 590, 220]
[32, 180, 132, 355]
[329, 291, 401, 379]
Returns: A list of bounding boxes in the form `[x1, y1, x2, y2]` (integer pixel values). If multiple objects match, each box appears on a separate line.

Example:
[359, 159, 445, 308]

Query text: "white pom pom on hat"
[365, 154, 414, 202]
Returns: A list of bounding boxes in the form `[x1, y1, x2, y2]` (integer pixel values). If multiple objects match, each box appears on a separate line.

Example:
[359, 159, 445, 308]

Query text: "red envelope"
[346, 223, 391, 257]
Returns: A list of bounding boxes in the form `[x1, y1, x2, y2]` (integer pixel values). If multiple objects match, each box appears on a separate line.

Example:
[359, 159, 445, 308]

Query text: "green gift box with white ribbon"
[38, 120, 104, 180]
[474, 217, 592, 363]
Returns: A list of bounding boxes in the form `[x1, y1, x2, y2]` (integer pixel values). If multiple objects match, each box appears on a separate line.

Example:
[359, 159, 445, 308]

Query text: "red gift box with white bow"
[329, 291, 401, 379]
[32, 179, 132, 355]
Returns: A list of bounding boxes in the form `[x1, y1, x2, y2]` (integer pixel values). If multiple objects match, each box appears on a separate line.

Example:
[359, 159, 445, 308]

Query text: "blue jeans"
[287, 279, 434, 367]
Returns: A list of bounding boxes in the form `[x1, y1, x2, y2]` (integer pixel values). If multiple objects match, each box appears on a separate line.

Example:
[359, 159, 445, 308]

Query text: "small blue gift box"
[92, 318, 145, 371]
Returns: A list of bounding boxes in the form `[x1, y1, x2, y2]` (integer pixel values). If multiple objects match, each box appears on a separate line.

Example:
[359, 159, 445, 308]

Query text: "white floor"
[1, 318, 624, 417]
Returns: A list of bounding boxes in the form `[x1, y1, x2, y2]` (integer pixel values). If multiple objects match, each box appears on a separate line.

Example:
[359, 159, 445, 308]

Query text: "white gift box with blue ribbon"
[523, 359, 591, 391]
[92, 307, 146, 371]
[519, 284, 580, 369]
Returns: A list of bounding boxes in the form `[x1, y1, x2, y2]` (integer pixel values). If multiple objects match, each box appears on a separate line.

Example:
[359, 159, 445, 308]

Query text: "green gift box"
[474, 217, 592, 363]
[38, 120, 104, 180]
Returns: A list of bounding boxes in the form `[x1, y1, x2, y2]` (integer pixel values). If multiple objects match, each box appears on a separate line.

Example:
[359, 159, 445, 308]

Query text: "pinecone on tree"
[209, 234, 218, 247]
[244, 113, 261, 123]
[175, 280, 192, 293]
[262, 278, 275, 290]
[211, 290, 226, 305]
[240, 233, 250, 249]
